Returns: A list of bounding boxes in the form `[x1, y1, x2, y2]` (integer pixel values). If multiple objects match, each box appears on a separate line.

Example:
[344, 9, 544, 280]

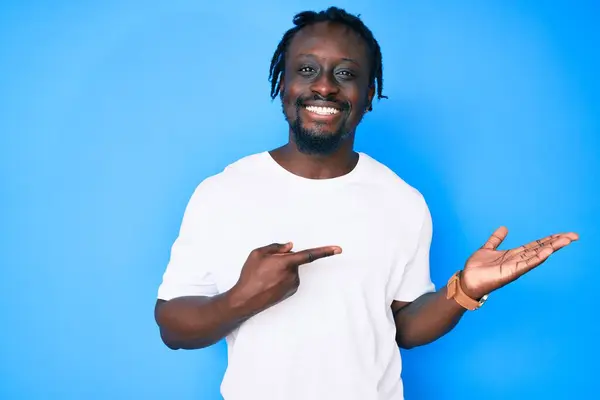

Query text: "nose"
[309, 71, 339, 98]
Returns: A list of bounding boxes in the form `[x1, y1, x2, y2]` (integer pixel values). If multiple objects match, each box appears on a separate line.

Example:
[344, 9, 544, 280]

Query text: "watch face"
[479, 294, 490, 305]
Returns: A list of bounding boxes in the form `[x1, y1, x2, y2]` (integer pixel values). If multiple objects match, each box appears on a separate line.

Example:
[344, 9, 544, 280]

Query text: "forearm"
[394, 286, 467, 349]
[155, 288, 257, 350]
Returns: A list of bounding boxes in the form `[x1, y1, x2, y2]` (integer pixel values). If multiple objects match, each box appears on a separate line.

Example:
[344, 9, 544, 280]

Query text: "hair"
[268, 7, 387, 109]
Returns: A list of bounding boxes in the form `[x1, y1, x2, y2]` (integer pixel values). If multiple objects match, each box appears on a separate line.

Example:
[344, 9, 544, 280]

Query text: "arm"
[392, 225, 578, 350]
[391, 287, 466, 349]
[155, 242, 342, 350]
[155, 181, 342, 350]
[154, 181, 240, 350]
[154, 290, 254, 350]
[389, 201, 459, 349]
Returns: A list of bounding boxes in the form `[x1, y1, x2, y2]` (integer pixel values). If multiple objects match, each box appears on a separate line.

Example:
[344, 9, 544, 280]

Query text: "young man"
[154, 7, 578, 400]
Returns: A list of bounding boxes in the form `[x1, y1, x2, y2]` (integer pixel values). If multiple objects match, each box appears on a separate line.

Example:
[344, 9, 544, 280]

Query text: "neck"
[269, 132, 358, 180]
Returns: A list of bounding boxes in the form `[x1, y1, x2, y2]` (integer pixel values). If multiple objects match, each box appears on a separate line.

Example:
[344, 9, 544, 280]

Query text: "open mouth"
[304, 105, 341, 116]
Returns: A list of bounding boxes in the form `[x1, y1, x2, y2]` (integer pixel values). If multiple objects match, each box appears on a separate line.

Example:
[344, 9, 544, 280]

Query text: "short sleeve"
[393, 200, 436, 302]
[157, 180, 219, 301]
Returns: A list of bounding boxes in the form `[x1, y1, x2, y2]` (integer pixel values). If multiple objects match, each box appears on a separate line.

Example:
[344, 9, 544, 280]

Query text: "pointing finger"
[286, 246, 342, 266]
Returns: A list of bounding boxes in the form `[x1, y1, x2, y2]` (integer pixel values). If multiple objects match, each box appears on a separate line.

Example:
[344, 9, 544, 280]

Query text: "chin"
[299, 116, 343, 134]
[303, 126, 338, 138]
[291, 121, 350, 155]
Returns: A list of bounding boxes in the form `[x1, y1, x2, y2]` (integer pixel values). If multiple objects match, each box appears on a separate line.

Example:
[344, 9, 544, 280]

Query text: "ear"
[366, 85, 375, 111]
[278, 75, 286, 97]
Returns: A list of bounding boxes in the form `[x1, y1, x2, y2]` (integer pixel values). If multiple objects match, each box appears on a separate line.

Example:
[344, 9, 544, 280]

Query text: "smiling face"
[280, 22, 375, 155]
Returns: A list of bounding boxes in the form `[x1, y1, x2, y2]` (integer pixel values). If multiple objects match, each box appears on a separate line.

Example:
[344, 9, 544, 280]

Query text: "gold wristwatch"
[446, 271, 489, 311]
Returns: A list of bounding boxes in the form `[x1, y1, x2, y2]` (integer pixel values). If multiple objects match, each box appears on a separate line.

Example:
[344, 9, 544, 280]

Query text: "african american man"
[154, 7, 578, 400]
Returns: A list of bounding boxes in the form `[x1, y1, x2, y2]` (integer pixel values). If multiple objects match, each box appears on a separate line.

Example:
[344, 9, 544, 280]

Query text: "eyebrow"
[296, 53, 361, 67]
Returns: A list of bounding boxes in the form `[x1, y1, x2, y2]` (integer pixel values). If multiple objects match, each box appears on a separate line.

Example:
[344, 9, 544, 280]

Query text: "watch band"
[446, 271, 488, 311]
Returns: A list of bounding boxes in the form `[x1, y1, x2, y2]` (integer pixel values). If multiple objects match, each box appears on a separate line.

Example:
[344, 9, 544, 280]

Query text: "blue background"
[1, 1, 598, 399]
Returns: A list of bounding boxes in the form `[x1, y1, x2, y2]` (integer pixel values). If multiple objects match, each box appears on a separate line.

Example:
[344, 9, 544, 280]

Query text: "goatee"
[285, 97, 351, 156]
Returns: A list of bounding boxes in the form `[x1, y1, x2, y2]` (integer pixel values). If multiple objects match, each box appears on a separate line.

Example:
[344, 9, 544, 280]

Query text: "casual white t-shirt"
[157, 151, 436, 400]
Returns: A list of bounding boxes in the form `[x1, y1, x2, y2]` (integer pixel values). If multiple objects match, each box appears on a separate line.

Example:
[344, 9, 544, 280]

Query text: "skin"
[154, 21, 579, 351]
[270, 21, 374, 177]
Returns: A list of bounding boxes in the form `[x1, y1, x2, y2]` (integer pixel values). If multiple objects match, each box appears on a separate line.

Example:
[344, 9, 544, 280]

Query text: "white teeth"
[305, 106, 340, 115]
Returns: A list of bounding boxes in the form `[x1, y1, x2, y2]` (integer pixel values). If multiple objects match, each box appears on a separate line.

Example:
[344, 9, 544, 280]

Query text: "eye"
[336, 70, 355, 78]
[298, 66, 316, 74]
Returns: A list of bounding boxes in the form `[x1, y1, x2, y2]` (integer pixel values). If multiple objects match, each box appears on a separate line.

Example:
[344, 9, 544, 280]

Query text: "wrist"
[446, 270, 489, 311]
[458, 270, 485, 300]
[225, 284, 259, 318]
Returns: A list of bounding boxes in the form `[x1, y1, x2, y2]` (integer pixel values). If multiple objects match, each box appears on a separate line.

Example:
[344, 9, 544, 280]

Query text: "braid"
[268, 7, 388, 107]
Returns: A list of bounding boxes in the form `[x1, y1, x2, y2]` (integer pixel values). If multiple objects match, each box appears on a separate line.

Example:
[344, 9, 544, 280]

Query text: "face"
[280, 22, 375, 155]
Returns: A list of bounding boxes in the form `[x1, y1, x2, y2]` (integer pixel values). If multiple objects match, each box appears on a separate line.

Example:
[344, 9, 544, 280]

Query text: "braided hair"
[268, 7, 388, 110]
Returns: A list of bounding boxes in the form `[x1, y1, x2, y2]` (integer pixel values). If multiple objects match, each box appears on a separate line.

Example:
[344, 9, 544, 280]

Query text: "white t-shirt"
[157, 151, 436, 400]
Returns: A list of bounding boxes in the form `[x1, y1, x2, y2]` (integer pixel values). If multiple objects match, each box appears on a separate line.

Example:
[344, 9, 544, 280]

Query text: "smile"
[304, 106, 340, 116]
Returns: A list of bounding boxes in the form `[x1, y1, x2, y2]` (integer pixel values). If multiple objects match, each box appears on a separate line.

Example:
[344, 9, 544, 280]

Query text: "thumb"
[481, 226, 508, 250]
[260, 242, 294, 255]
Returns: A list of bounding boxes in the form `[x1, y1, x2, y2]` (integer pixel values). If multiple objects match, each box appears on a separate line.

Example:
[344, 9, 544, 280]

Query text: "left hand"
[460, 227, 579, 299]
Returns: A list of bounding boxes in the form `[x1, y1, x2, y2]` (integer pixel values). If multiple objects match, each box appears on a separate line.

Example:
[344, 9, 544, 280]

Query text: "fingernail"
[334, 248, 342, 255]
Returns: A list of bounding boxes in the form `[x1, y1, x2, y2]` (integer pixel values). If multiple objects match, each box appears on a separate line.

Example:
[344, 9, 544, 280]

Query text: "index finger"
[517, 232, 579, 252]
[516, 235, 559, 252]
[286, 246, 342, 266]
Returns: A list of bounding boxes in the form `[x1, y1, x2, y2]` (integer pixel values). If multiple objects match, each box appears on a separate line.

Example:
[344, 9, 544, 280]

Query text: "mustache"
[295, 94, 350, 111]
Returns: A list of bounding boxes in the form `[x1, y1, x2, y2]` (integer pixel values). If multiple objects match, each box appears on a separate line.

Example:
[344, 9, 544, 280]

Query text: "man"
[154, 7, 578, 400]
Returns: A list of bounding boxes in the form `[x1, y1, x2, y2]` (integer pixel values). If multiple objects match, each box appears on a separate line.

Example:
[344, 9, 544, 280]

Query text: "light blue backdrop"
[1, 1, 597, 399]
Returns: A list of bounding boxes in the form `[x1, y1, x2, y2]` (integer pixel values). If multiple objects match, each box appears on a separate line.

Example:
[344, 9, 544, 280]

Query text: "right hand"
[231, 242, 342, 312]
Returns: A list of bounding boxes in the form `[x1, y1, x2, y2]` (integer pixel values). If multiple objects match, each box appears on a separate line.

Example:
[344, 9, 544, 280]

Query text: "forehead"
[286, 21, 370, 65]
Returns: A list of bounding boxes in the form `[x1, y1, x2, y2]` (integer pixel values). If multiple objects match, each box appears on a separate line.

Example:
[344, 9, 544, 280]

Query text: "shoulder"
[188, 151, 268, 204]
[358, 152, 428, 214]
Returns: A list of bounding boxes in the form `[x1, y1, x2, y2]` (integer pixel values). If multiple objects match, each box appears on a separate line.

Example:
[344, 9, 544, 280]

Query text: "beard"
[284, 96, 352, 156]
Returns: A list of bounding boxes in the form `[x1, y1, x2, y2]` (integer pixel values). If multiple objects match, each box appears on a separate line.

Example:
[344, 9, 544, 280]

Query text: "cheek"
[281, 94, 296, 119]
[281, 87, 304, 118]
[348, 93, 369, 120]
[280, 83, 294, 107]
[281, 90, 294, 109]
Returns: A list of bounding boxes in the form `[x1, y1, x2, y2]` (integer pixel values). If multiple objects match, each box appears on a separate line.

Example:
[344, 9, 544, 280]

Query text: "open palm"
[460, 227, 579, 299]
